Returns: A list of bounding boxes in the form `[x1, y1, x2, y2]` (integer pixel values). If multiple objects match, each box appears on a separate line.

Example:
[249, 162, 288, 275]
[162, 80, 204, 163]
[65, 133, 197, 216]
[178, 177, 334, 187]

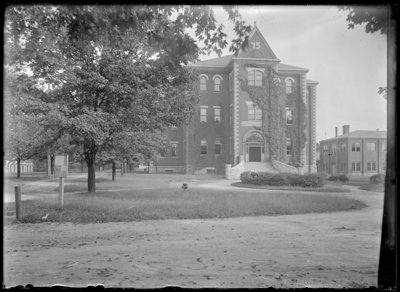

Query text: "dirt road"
[3, 178, 383, 288]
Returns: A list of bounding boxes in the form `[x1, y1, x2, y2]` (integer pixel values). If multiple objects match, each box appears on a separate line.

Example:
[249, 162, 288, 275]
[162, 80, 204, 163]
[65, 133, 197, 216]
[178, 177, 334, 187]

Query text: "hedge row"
[327, 174, 349, 182]
[240, 171, 326, 188]
[370, 173, 385, 184]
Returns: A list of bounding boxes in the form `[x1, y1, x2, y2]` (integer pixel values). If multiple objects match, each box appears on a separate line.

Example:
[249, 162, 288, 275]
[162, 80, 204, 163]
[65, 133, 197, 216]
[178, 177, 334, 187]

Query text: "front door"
[249, 146, 261, 162]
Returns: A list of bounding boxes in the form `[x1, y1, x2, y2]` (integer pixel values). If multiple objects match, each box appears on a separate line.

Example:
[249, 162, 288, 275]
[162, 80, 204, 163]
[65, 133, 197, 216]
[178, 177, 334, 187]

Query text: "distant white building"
[4, 160, 34, 173]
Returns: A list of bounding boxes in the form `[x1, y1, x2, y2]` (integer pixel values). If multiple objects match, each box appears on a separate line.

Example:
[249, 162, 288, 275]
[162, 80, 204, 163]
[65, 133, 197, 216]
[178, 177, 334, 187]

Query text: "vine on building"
[240, 64, 306, 167]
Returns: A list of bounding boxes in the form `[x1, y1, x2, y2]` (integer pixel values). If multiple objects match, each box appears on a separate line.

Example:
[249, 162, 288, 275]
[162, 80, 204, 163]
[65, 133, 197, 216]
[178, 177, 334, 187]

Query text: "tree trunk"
[112, 162, 116, 181]
[51, 156, 55, 175]
[86, 158, 96, 193]
[17, 157, 21, 179]
[378, 11, 396, 289]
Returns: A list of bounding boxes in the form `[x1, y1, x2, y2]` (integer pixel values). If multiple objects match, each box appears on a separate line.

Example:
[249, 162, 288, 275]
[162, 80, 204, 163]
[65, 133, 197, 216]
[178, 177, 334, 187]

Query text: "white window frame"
[246, 68, 264, 86]
[285, 77, 294, 94]
[215, 140, 221, 155]
[214, 106, 221, 123]
[212, 75, 223, 92]
[200, 106, 208, 123]
[286, 108, 293, 125]
[367, 142, 376, 152]
[229, 71, 233, 91]
[170, 142, 178, 158]
[352, 143, 361, 152]
[201, 140, 207, 155]
[199, 74, 208, 91]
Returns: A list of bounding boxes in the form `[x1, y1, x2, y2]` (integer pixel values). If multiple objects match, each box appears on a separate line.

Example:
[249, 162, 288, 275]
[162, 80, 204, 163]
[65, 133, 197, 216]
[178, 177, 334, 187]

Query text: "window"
[367, 162, 376, 171]
[215, 140, 221, 155]
[230, 137, 233, 154]
[285, 79, 293, 94]
[341, 143, 347, 152]
[324, 162, 328, 172]
[286, 108, 293, 125]
[171, 143, 178, 157]
[229, 105, 233, 124]
[200, 76, 207, 91]
[229, 71, 233, 91]
[248, 104, 262, 120]
[200, 108, 207, 123]
[367, 143, 376, 152]
[214, 77, 221, 92]
[332, 144, 336, 153]
[352, 143, 361, 152]
[286, 139, 292, 155]
[323, 145, 328, 154]
[352, 162, 361, 171]
[214, 108, 221, 123]
[248, 70, 262, 86]
[341, 161, 347, 171]
[201, 140, 207, 155]
[207, 169, 216, 174]
[382, 143, 387, 152]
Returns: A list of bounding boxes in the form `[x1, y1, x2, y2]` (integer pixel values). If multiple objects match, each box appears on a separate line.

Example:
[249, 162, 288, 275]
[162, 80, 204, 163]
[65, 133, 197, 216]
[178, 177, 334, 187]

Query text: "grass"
[358, 184, 384, 192]
[53, 178, 110, 192]
[232, 182, 352, 193]
[5, 186, 367, 224]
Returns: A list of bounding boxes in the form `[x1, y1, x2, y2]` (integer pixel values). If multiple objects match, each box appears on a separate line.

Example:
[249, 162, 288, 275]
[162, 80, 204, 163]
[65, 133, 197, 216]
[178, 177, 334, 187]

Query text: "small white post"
[59, 177, 64, 210]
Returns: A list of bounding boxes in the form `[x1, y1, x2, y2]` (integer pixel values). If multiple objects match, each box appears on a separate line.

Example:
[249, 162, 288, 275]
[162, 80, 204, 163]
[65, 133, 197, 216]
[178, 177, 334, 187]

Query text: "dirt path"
[3, 178, 383, 288]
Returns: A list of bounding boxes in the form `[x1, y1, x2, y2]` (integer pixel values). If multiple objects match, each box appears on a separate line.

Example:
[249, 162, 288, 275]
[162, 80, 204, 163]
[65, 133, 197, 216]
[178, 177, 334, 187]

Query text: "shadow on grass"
[6, 187, 367, 224]
[231, 182, 352, 193]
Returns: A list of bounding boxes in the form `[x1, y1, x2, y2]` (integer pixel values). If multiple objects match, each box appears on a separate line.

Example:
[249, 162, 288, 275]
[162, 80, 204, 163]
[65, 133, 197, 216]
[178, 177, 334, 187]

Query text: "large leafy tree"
[5, 5, 252, 192]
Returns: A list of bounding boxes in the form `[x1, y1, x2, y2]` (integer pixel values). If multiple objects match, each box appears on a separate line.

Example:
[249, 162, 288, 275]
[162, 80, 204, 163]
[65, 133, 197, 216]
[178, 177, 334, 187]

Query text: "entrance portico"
[243, 131, 269, 162]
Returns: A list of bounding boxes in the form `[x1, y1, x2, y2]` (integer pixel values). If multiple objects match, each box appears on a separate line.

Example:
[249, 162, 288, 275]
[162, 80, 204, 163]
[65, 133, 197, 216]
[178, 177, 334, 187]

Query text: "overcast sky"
[191, 5, 388, 143]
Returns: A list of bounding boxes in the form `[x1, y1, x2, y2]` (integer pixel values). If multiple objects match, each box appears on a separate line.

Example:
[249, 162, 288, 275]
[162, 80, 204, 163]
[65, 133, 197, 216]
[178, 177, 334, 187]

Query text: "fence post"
[15, 186, 21, 220]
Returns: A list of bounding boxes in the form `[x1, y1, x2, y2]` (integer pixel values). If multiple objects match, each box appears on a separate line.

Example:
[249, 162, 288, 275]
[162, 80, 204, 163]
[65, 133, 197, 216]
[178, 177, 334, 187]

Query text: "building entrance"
[249, 146, 262, 162]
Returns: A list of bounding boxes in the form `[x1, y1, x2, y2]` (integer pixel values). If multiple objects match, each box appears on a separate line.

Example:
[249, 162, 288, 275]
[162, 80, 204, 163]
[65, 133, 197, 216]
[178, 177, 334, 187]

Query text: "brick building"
[319, 125, 387, 176]
[150, 25, 319, 178]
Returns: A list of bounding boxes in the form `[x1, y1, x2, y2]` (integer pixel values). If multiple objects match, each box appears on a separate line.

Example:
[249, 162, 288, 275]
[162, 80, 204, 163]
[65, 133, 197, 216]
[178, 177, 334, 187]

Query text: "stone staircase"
[243, 162, 278, 173]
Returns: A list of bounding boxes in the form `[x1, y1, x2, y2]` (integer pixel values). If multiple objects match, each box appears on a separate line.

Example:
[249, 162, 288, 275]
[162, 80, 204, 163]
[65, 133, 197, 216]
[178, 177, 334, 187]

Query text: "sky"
[189, 5, 388, 143]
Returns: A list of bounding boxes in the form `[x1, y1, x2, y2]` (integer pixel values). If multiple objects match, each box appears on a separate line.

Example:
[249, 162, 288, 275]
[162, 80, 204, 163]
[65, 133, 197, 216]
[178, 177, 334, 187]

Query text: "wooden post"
[59, 178, 64, 210]
[15, 186, 21, 220]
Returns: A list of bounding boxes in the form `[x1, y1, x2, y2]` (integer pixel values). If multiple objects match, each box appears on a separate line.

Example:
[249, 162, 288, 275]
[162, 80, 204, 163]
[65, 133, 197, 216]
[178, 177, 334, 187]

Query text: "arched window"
[285, 78, 293, 94]
[248, 70, 263, 86]
[214, 77, 221, 92]
[200, 76, 207, 91]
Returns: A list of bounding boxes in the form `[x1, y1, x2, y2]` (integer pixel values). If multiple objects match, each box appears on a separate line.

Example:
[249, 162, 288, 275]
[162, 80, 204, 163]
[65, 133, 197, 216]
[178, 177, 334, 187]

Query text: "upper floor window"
[285, 78, 294, 94]
[213, 75, 223, 92]
[248, 104, 262, 120]
[341, 143, 347, 152]
[286, 108, 293, 125]
[367, 142, 376, 152]
[171, 143, 178, 157]
[200, 108, 207, 123]
[286, 138, 292, 155]
[214, 107, 221, 123]
[229, 105, 233, 124]
[229, 71, 233, 91]
[323, 145, 328, 154]
[201, 140, 207, 155]
[332, 144, 336, 153]
[215, 140, 221, 155]
[200, 74, 208, 91]
[248, 70, 263, 86]
[352, 143, 361, 152]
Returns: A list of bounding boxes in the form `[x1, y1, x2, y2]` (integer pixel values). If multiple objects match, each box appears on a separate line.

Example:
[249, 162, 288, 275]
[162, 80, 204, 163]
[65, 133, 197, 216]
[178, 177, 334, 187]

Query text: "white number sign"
[251, 42, 260, 49]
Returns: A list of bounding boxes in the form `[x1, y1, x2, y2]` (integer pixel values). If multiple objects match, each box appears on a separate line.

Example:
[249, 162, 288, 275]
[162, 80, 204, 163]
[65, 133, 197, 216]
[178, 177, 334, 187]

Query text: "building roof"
[306, 79, 319, 84]
[321, 130, 387, 142]
[188, 55, 309, 73]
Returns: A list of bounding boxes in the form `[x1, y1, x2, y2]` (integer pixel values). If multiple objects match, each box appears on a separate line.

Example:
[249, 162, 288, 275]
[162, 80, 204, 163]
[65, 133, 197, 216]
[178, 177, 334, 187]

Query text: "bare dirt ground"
[3, 173, 384, 288]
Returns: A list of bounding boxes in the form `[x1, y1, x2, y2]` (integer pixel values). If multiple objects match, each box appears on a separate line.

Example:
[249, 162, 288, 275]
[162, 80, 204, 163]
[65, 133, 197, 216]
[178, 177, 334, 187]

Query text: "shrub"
[370, 173, 385, 184]
[297, 173, 326, 188]
[327, 175, 339, 181]
[282, 173, 303, 186]
[338, 174, 349, 182]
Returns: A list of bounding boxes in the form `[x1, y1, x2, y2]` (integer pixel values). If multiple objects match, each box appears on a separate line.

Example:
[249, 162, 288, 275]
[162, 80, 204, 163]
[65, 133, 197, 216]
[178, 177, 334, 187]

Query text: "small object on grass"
[182, 183, 188, 191]
[42, 214, 49, 220]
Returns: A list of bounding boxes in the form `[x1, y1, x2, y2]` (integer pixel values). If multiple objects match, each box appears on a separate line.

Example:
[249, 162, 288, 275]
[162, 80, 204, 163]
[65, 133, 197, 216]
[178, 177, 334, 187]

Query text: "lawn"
[4, 173, 367, 224]
[232, 182, 352, 193]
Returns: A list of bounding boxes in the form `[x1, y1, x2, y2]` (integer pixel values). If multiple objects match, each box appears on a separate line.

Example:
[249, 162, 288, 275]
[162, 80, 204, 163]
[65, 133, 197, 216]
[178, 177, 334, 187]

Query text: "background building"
[151, 26, 318, 178]
[319, 125, 387, 176]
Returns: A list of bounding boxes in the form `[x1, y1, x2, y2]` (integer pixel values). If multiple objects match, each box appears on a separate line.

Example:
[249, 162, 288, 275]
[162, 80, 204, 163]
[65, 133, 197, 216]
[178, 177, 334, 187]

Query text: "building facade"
[150, 26, 318, 177]
[319, 125, 387, 176]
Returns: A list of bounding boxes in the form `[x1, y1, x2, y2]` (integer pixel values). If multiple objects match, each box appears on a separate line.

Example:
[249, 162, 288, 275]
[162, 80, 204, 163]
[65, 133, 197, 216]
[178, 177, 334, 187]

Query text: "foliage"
[5, 5, 252, 192]
[337, 6, 388, 35]
[232, 182, 352, 193]
[240, 171, 326, 188]
[370, 173, 385, 184]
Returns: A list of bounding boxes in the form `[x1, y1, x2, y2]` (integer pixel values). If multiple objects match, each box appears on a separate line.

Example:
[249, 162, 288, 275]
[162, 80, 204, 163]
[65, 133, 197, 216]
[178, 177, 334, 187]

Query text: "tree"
[338, 5, 396, 289]
[5, 5, 252, 192]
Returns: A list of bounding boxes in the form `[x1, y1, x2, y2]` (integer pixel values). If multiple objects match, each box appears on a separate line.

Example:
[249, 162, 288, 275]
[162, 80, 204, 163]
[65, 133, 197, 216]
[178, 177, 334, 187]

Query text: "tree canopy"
[4, 5, 252, 192]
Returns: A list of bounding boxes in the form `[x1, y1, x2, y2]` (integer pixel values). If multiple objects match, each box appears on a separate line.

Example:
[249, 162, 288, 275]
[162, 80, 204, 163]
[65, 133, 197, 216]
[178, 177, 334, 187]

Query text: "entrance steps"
[244, 162, 278, 173]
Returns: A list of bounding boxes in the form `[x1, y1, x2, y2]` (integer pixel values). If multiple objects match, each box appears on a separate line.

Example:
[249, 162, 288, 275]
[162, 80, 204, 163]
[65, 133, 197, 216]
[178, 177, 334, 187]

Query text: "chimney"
[335, 127, 338, 137]
[343, 125, 350, 135]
